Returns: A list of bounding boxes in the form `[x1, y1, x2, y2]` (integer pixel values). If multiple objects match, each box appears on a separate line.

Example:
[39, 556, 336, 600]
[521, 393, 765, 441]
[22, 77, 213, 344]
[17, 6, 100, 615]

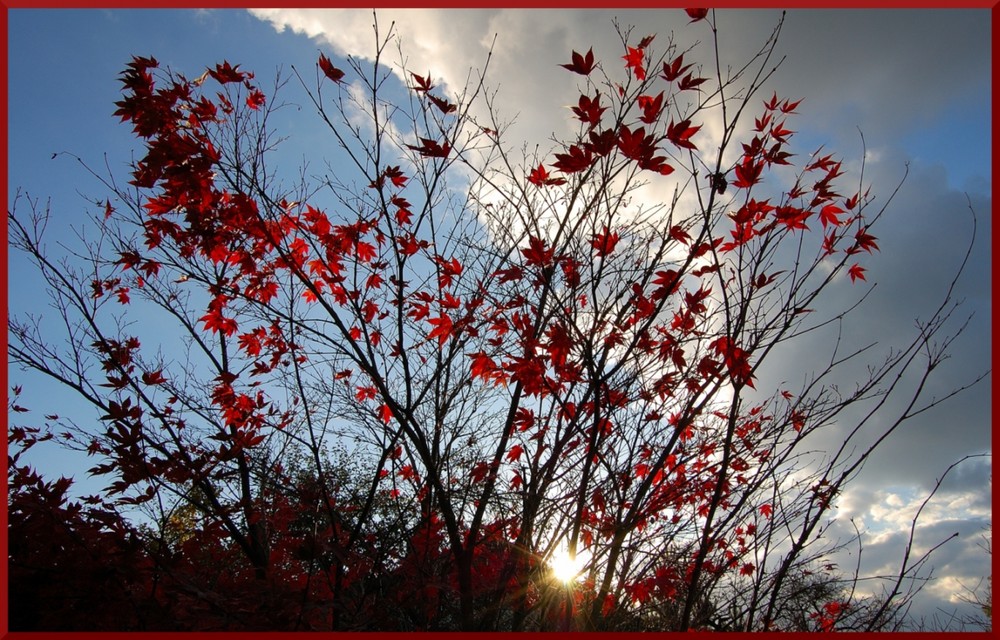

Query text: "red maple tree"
[8, 10, 981, 632]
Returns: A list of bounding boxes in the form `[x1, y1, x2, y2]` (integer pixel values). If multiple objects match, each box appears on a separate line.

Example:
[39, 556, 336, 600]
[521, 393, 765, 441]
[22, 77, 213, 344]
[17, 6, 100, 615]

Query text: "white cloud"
[250, 10, 499, 99]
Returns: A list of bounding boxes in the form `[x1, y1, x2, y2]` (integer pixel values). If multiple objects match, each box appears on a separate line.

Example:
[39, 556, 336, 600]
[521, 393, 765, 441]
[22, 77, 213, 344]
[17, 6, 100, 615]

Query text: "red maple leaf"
[393, 202, 413, 225]
[669, 225, 691, 245]
[591, 226, 620, 257]
[754, 112, 772, 133]
[638, 92, 664, 124]
[617, 125, 655, 161]
[407, 297, 431, 322]
[677, 72, 707, 92]
[514, 407, 535, 432]
[775, 205, 810, 231]
[780, 97, 803, 113]
[560, 48, 595, 75]
[506, 444, 524, 462]
[623, 46, 646, 80]
[379, 404, 393, 424]
[355, 241, 377, 263]
[732, 156, 764, 189]
[571, 94, 607, 128]
[819, 204, 844, 228]
[561, 256, 581, 288]
[661, 54, 692, 82]
[426, 313, 454, 346]
[428, 94, 457, 114]
[209, 61, 248, 84]
[246, 89, 266, 110]
[493, 266, 524, 283]
[469, 351, 505, 386]
[384, 165, 408, 188]
[666, 119, 700, 150]
[528, 163, 567, 187]
[847, 263, 866, 283]
[318, 53, 345, 83]
[552, 144, 594, 173]
[410, 71, 434, 92]
[510, 472, 523, 489]
[652, 269, 681, 299]
[471, 461, 491, 483]
[141, 370, 167, 386]
[435, 255, 463, 289]
[585, 128, 617, 157]
[200, 309, 238, 336]
[769, 120, 795, 143]
[806, 153, 837, 172]
[521, 235, 556, 268]
[791, 410, 806, 432]
[362, 300, 380, 323]
[641, 155, 675, 175]
[398, 234, 427, 257]
[407, 137, 451, 158]
[545, 322, 575, 367]
[851, 228, 880, 254]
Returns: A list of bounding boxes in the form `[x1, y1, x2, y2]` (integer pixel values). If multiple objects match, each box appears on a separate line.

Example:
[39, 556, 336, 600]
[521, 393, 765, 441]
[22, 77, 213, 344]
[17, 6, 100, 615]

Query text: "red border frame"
[1, 1, 995, 638]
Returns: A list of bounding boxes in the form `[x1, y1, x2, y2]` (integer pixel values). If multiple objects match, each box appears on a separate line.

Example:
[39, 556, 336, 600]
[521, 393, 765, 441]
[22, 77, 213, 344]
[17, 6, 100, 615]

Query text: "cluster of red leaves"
[811, 600, 849, 632]
[532, 33, 709, 186]
[715, 93, 877, 283]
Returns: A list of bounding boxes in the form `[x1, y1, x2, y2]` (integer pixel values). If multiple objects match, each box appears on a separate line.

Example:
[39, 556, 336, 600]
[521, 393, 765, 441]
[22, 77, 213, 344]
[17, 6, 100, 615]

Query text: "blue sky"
[6, 7, 992, 628]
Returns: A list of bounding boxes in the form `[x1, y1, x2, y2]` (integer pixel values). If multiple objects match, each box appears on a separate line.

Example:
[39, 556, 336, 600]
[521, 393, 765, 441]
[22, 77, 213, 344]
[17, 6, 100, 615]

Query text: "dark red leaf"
[661, 54, 692, 82]
[638, 92, 664, 124]
[677, 72, 707, 92]
[666, 119, 700, 150]
[685, 8, 709, 22]
[428, 94, 457, 114]
[851, 228, 880, 254]
[209, 61, 248, 84]
[407, 137, 451, 158]
[410, 71, 434, 92]
[560, 48, 596, 75]
[521, 235, 556, 268]
[571, 94, 607, 128]
[591, 227, 620, 257]
[141, 370, 167, 385]
[318, 53, 345, 83]
[552, 144, 594, 174]
[471, 461, 491, 483]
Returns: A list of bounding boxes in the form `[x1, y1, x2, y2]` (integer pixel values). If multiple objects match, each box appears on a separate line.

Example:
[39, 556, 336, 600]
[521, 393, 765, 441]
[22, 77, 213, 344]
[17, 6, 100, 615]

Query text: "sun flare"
[549, 546, 590, 583]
